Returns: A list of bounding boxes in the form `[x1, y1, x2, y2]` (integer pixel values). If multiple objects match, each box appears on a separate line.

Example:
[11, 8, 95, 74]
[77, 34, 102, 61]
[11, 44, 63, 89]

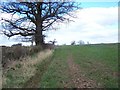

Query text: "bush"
[2, 45, 43, 68]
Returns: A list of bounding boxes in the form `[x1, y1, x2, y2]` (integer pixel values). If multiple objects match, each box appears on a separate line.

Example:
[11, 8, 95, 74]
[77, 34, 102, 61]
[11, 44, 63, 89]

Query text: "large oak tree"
[0, 1, 80, 47]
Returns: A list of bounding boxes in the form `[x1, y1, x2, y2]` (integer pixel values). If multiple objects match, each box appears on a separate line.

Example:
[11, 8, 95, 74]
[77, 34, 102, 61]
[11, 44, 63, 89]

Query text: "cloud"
[0, 6, 118, 46]
[0, 12, 33, 46]
[0, 34, 31, 46]
[46, 7, 118, 45]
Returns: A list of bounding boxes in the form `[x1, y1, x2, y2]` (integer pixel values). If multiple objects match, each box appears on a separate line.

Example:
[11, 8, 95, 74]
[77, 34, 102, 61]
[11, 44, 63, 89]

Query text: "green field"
[39, 43, 118, 88]
[2, 43, 118, 88]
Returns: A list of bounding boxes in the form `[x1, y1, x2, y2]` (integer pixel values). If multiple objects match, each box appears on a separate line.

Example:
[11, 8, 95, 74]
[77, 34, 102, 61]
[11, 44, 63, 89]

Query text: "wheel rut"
[67, 54, 99, 88]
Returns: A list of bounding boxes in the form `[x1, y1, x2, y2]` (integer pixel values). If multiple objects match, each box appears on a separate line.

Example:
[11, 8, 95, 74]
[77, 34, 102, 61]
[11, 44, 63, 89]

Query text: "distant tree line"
[70, 40, 90, 45]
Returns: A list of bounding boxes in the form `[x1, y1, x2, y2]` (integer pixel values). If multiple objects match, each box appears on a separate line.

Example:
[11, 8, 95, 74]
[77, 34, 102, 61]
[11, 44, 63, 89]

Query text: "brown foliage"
[1, 45, 42, 68]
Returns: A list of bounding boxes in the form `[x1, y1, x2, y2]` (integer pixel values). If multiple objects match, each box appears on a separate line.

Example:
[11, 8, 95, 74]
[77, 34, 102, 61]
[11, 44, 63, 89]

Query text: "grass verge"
[2, 49, 53, 88]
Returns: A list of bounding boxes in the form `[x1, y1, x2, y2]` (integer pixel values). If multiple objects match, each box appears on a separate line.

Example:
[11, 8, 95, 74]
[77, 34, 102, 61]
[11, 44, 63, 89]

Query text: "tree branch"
[2, 19, 35, 32]
[3, 30, 34, 37]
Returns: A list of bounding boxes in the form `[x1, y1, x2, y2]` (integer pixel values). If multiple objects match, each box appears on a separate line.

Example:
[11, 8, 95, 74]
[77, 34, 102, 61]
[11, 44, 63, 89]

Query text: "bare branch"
[0, 2, 81, 45]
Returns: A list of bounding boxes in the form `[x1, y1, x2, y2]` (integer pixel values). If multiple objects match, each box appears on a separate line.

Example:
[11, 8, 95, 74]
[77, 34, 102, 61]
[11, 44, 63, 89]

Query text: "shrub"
[2, 45, 42, 68]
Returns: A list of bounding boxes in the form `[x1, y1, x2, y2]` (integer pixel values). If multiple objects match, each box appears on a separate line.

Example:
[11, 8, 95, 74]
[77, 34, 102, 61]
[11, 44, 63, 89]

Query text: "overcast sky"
[0, 2, 118, 46]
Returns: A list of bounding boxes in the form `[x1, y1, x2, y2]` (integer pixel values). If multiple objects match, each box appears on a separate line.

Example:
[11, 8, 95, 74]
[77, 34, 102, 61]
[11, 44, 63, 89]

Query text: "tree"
[71, 41, 76, 45]
[0, 2, 81, 47]
[87, 41, 90, 45]
[78, 40, 85, 45]
[49, 39, 57, 45]
[15, 35, 35, 46]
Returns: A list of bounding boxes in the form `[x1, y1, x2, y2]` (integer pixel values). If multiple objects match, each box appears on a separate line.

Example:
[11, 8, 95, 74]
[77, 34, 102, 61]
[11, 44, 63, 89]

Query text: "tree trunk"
[34, 28, 44, 46]
[34, 2, 44, 47]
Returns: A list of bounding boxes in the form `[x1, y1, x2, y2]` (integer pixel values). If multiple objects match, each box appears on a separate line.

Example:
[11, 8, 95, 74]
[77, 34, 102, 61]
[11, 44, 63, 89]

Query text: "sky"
[0, 1, 118, 46]
[45, 2, 118, 45]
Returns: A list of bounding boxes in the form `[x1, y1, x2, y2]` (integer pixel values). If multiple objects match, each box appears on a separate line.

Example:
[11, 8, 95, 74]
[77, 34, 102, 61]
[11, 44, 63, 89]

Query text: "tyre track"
[67, 54, 100, 88]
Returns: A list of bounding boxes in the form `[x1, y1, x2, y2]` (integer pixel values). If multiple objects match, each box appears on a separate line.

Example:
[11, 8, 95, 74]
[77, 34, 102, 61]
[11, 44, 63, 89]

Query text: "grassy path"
[39, 47, 73, 88]
[67, 54, 99, 88]
[23, 54, 53, 88]
[3, 49, 53, 88]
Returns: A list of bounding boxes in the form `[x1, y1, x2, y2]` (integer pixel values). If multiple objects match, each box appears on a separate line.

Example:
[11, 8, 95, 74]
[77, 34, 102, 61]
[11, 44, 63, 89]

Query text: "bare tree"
[78, 40, 85, 45]
[16, 35, 35, 46]
[71, 41, 76, 45]
[87, 41, 90, 45]
[0, 2, 81, 47]
[49, 39, 57, 45]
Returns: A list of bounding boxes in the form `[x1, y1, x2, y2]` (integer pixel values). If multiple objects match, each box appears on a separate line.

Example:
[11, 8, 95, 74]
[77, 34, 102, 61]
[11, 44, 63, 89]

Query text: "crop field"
[2, 43, 118, 88]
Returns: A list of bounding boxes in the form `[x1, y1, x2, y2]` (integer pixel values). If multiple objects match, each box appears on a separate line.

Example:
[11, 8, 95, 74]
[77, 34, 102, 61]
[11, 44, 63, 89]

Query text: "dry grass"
[0, 47, 2, 89]
[0, 70, 2, 89]
[19, 49, 53, 78]
[2, 45, 42, 69]
[2, 49, 53, 88]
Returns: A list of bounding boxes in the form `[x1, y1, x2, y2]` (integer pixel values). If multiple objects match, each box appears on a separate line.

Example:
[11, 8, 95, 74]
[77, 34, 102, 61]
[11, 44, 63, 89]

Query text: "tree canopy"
[0, 1, 81, 47]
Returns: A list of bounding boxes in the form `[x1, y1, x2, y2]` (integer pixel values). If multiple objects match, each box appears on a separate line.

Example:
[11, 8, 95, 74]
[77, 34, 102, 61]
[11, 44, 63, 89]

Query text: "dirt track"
[67, 54, 99, 88]
[24, 53, 101, 88]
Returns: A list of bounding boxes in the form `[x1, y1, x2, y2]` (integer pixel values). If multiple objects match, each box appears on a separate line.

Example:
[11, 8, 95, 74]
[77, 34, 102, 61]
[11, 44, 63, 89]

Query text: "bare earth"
[24, 54, 102, 88]
[67, 54, 100, 88]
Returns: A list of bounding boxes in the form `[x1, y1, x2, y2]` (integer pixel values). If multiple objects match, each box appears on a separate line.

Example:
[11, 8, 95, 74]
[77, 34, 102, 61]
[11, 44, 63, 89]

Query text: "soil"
[23, 54, 101, 88]
[66, 54, 100, 88]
